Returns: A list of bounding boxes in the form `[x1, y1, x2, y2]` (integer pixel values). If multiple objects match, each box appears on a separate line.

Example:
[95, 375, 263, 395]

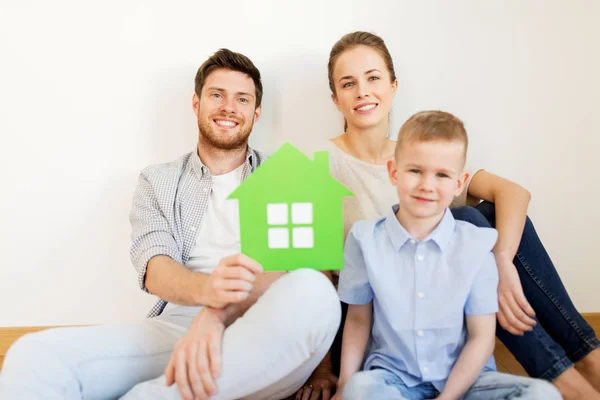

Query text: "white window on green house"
[267, 203, 313, 249]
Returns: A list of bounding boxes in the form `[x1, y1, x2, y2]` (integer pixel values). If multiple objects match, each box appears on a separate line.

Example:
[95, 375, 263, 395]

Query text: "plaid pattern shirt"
[129, 146, 265, 317]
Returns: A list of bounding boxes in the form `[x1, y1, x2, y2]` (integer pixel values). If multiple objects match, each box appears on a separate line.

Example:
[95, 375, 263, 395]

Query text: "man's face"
[193, 68, 262, 150]
[387, 140, 468, 220]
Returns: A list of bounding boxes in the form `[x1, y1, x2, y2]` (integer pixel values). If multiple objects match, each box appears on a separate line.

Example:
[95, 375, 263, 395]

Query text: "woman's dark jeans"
[451, 202, 600, 381]
[332, 202, 599, 382]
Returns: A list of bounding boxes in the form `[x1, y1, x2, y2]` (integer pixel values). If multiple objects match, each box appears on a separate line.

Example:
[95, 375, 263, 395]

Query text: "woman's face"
[331, 45, 397, 131]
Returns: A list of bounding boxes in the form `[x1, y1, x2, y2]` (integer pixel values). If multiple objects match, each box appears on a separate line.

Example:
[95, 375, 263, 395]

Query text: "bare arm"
[145, 256, 209, 306]
[146, 254, 265, 309]
[438, 314, 496, 400]
[337, 303, 373, 390]
[467, 171, 536, 335]
[467, 170, 531, 263]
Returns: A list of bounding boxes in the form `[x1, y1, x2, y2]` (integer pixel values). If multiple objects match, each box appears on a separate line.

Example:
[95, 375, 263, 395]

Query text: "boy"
[333, 111, 560, 399]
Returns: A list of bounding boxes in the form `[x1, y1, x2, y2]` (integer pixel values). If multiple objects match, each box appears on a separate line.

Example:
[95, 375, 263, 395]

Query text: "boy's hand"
[203, 254, 263, 308]
[497, 259, 536, 335]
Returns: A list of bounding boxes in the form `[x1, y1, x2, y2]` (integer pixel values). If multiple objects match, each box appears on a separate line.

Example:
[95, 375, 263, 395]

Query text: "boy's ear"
[454, 171, 470, 197]
[387, 159, 397, 186]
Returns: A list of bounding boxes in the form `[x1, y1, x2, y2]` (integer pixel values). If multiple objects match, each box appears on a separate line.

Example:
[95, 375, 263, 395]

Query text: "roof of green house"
[229, 142, 352, 200]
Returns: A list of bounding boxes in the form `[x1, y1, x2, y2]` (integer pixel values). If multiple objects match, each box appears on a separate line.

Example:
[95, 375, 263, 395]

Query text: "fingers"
[187, 343, 208, 400]
[215, 277, 254, 292]
[220, 254, 263, 275]
[515, 291, 536, 318]
[310, 387, 321, 400]
[165, 356, 175, 386]
[197, 339, 216, 397]
[498, 304, 526, 336]
[507, 293, 536, 327]
[499, 291, 536, 333]
[302, 386, 313, 400]
[219, 266, 257, 283]
[296, 388, 304, 400]
[208, 330, 222, 379]
[175, 347, 194, 400]
[322, 387, 332, 400]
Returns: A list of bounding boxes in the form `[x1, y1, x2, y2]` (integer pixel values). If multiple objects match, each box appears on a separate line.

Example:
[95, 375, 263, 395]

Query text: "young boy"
[333, 111, 560, 399]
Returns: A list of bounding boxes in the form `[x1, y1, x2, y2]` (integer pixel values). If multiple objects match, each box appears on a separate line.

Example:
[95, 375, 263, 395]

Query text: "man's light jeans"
[0, 269, 341, 400]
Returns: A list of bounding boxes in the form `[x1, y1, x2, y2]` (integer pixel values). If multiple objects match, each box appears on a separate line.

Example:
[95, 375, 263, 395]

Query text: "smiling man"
[0, 49, 341, 400]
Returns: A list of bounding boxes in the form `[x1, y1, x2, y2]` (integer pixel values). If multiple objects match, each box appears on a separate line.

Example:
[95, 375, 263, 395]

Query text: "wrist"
[203, 306, 229, 325]
[493, 251, 516, 268]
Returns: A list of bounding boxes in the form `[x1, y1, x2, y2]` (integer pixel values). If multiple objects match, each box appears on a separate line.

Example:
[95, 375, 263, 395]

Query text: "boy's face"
[387, 140, 468, 220]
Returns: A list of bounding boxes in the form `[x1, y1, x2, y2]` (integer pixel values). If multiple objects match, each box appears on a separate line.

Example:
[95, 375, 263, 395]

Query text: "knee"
[282, 269, 341, 333]
[526, 379, 562, 400]
[343, 371, 376, 400]
[451, 206, 491, 228]
[1, 332, 58, 379]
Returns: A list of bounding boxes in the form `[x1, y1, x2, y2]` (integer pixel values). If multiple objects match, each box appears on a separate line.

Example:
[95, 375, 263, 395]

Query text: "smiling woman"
[295, 30, 600, 400]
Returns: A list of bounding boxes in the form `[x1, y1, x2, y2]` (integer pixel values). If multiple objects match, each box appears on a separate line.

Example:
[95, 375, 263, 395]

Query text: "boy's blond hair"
[395, 111, 468, 165]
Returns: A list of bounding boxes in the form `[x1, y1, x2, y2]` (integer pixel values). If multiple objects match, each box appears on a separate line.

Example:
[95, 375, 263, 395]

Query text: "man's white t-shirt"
[162, 164, 243, 313]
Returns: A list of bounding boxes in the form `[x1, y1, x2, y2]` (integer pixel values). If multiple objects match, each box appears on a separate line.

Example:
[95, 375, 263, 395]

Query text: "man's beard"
[197, 112, 254, 151]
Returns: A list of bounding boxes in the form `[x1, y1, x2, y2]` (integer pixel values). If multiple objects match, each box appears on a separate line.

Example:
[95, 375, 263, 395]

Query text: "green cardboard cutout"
[228, 142, 353, 272]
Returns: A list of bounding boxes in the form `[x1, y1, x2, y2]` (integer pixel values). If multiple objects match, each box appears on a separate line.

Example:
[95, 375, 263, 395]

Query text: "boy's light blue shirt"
[338, 205, 499, 392]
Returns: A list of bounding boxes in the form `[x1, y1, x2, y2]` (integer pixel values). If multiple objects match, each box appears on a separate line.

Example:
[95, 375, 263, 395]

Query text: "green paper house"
[228, 142, 353, 272]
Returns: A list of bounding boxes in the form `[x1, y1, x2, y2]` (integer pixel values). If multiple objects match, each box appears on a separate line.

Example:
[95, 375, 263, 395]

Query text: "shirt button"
[417, 292, 425, 298]
[422, 366, 429, 373]
[409, 239, 416, 245]
[417, 330, 424, 337]
[417, 254, 425, 261]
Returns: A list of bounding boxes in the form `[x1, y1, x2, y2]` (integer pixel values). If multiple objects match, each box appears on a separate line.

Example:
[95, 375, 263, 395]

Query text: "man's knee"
[278, 269, 341, 335]
[1, 332, 62, 382]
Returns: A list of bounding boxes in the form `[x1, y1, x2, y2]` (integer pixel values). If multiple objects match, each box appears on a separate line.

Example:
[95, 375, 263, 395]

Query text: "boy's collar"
[384, 205, 455, 253]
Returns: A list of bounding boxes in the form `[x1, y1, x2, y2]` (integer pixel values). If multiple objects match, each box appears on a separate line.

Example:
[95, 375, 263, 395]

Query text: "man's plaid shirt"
[129, 146, 265, 317]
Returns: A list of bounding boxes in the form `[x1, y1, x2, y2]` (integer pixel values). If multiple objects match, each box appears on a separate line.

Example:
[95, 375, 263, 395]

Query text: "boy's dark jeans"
[452, 202, 599, 381]
[332, 202, 599, 381]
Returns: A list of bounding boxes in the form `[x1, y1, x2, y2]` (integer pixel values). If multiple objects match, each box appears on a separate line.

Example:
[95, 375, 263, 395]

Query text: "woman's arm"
[467, 170, 531, 261]
[437, 314, 496, 400]
[467, 171, 537, 335]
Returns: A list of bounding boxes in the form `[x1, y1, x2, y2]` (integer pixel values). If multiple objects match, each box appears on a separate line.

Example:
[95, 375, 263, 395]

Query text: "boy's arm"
[437, 313, 496, 400]
[337, 302, 373, 392]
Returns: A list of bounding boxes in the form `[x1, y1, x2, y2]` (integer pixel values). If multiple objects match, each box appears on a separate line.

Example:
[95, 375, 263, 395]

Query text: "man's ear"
[454, 171, 470, 197]
[192, 93, 200, 117]
[387, 159, 398, 186]
[254, 104, 262, 123]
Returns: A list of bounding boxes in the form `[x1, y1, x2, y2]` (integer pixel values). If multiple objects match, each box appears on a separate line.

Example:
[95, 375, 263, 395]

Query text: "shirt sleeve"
[465, 251, 499, 315]
[338, 224, 374, 305]
[129, 171, 181, 293]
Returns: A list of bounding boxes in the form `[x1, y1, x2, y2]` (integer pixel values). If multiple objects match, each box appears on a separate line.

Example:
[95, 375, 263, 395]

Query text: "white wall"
[1, 0, 599, 326]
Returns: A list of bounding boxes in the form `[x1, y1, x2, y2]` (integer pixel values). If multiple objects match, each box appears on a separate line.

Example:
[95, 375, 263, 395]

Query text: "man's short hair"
[194, 48, 263, 107]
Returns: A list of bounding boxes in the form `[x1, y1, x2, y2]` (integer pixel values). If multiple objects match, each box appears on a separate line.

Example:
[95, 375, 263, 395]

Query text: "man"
[0, 49, 341, 400]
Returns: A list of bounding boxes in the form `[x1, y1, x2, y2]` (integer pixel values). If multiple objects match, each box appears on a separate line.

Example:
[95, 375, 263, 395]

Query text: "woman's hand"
[295, 367, 338, 400]
[496, 258, 537, 335]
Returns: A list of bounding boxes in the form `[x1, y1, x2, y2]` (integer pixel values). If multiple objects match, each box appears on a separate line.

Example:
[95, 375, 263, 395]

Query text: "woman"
[295, 31, 600, 400]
